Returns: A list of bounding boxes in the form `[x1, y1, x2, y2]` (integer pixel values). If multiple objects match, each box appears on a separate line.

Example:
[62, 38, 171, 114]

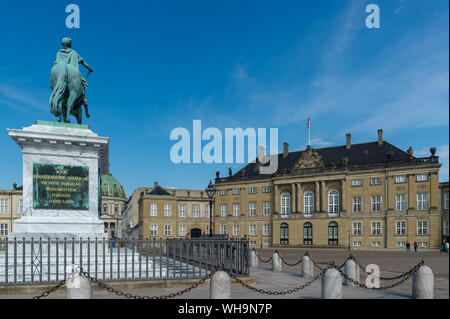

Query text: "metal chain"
[334, 260, 423, 290]
[32, 280, 66, 299]
[80, 270, 213, 299]
[229, 266, 329, 295]
[349, 255, 418, 281]
[276, 253, 303, 267]
[253, 250, 273, 263]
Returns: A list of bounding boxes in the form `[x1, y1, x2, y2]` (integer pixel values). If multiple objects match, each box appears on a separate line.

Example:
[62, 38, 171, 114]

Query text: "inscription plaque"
[33, 163, 89, 210]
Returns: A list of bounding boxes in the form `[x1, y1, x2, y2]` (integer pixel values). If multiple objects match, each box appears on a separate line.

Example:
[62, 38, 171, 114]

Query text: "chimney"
[283, 142, 289, 158]
[377, 129, 383, 146]
[346, 133, 351, 149]
[154, 181, 158, 188]
[13, 183, 17, 190]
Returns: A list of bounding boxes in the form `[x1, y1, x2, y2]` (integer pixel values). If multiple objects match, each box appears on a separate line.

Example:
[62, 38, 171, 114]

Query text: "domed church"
[100, 173, 127, 238]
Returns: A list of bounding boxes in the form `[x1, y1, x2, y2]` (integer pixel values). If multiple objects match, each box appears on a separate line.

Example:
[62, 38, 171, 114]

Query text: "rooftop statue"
[49, 37, 93, 124]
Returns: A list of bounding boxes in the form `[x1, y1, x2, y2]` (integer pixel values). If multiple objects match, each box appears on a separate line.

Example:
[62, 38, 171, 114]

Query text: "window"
[192, 204, 200, 218]
[250, 241, 257, 246]
[395, 221, 407, 236]
[304, 192, 314, 215]
[372, 242, 381, 247]
[232, 188, 240, 195]
[396, 242, 405, 247]
[0, 223, 8, 236]
[395, 175, 407, 183]
[249, 224, 257, 236]
[444, 192, 449, 210]
[232, 203, 240, 216]
[263, 241, 270, 246]
[416, 193, 428, 210]
[179, 225, 186, 237]
[220, 204, 227, 217]
[262, 186, 272, 193]
[417, 221, 429, 235]
[328, 191, 339, 214]
[352, 197, 362, 213]
[205, 204, 211, 218]
[220, 224, 227, 235]
[281, 193, 291, 217]
[150, 203, 157, 217]
[416, 174, 428, 182]
[352, 222, 362, 236]
[164, 203, 171, 217]
[418, 242, 428, 247]
[205, 225, 210, 235]
[371, 222, 381, 236]
[304, 222, 312, 245]
[263, 201, 271, 216]
[248, 187, 257, 194]
[353, 241, 362, 247]
[328, 222, 338, 245]
[232, 224, 240, 237]
[0, 199, 8, 213]
[220, 189, 227, 196]
[370, 177, 381, 185]
[114, 205, 119, 214]
[19, 199, 23, 214]
[149, 224, 158, 236]
[395, 194, 406, 211]
[371, 195, 381, 212]
[263, 224, 271, 236]
[179, 204, 186, 217]
[103, 204, 107, 214]
[280, 223, 289, 245]
[444, 220, 449, 235]
[352, 179, 362, 187]
[249, 202, 256, 216]
[164, 225, 172, 236]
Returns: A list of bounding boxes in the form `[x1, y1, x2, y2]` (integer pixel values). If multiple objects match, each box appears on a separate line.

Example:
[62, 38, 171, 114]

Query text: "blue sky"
[0, 0, 448, 196]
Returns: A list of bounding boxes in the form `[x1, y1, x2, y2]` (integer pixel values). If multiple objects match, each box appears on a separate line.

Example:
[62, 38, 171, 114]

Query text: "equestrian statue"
[49, 37, 93, 124]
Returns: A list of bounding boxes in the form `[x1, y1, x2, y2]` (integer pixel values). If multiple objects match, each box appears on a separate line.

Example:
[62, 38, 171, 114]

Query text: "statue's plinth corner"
[35, 120, 90, 130]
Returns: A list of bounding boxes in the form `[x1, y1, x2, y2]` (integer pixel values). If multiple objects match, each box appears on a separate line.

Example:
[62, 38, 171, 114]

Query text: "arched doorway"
[280, 223, 289, 245]
[328, 222, 338, 245]
[190, 228, 202, 238]
[303, 222, 313, 245]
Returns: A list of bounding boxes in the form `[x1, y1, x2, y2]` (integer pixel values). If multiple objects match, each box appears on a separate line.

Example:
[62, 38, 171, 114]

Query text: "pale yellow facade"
[0, 186, 23, 239]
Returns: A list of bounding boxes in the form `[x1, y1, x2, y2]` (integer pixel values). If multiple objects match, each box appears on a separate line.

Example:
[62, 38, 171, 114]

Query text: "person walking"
[413, 241, 418, 253]
[406, 241, 411, 252]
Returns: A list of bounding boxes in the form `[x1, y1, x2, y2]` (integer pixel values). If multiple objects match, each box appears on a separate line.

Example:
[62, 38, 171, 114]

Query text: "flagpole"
[308, 115, 311, 147]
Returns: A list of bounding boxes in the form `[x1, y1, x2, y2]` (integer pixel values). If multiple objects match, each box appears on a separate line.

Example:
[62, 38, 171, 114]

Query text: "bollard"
[321, 268, 342, 299]
[272, 251, 282, 272]
[344, 259, 359, 287]
[301, 255, 313, 279]
[412, 265, 434, 299]
[250, 250, 258, 268]
[210, 271, 231, 299]
[66, 265, 92, 299]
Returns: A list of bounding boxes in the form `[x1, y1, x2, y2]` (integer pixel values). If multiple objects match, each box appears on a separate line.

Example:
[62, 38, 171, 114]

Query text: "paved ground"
[0, 248, 447, 299]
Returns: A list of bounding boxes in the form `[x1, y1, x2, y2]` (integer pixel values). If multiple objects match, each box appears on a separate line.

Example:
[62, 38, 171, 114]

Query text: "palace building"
[213, 129, 445, 249]
[122, 182, 212, 239]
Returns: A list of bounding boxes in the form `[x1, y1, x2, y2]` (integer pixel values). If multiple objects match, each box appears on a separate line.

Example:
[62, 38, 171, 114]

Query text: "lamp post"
[205, 180, 217, 238]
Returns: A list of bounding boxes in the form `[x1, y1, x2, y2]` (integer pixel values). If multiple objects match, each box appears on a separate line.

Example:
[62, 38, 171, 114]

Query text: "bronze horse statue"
[49, 37, 92, 124]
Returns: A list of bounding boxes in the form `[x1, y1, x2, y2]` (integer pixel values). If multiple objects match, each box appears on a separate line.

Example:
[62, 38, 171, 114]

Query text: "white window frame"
[220, 189, 227, 196]
[249, 202, 257, 216]
[444, 192, 449, 210]
[164, 203, 171, 217]
[370, 177, 381, 185]
[371, 195, 381, 212]
[417, 220, 429, 236]
[304, 192, 314, 215]
[178, 224, 186, 237]
[395, 175, 407, 183]
[263, 201, 271, 216]
[232, 224, 240, 237]
[149, 224, 158, 237]
[179, 204, 186, 217]
[0, 199, 8, 214]
[192, 204, 200, 218]
[220, 224, 227, 235]
[0, 223, 8, 236]
[416, 193, 429, 210]
[395, 194, 406, 211]
[281, 193, 291, 217]
[249, 224, 257, 236]
[164, 224, 172, 236]
[19, 199, 23, 214]
[371, 221, 381, 236]
[232, 188, 240, 195]
[248, 187, 257, 194]
[262, 186, 272, 193]
[328, 190, 339, 214]
[232, 203, 240, 217]
[416, 174, 428, 182]
[150, 203, 157, 217]
[221, 204, 227, 217]
[444, 220, 449, 235]
[352, 196, 362, 213]
[352, 222, 362, 236]
[351, 179, 362, 187]
[395, 221, 407, 236]
[263, 224, 271, 236]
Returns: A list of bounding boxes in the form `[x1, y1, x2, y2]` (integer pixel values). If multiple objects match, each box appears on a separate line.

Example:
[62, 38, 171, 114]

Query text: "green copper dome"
[101, 173, 126, 199]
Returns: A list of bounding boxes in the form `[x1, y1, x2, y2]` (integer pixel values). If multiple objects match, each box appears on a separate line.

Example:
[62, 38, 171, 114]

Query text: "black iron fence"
[0, 237, 249, 286]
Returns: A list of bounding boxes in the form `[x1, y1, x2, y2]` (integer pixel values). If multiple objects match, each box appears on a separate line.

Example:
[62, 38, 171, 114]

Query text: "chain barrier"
[277, 252, 303, 267]
[333, 260, 424, 290]
[230, 265, 330, 296]
[32, 280, 66, 299]
[253, 249, 273, 263]
[348, 255, 419, 281]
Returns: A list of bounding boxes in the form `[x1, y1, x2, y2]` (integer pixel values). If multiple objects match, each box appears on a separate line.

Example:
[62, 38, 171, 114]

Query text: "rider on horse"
[52, 37, 93, 118]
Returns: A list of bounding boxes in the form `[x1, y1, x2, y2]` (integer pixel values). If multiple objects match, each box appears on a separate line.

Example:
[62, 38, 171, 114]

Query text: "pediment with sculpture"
[292, 146, 325, 170]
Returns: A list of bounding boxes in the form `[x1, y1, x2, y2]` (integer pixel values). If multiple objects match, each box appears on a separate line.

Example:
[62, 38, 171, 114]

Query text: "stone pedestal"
[7, 121, 109, 238]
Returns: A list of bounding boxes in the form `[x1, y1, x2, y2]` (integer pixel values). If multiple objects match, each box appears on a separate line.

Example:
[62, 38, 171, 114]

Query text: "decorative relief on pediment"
[292, 146, 325, 170]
